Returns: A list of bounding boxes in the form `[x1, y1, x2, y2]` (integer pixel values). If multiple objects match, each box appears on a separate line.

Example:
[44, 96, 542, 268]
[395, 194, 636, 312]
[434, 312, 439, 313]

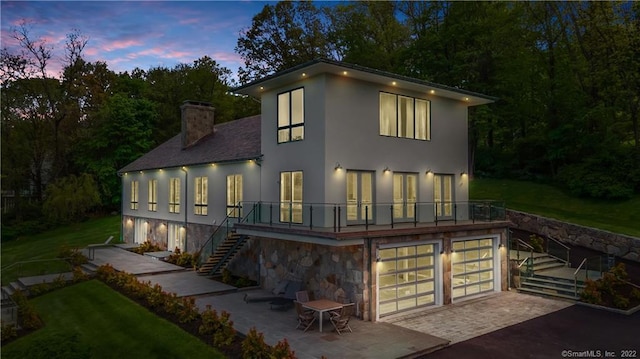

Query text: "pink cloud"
[103, 39, 143, 52]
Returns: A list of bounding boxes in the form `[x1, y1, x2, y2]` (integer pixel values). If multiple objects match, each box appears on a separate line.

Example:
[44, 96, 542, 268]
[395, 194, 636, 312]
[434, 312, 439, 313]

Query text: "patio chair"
[294, 300, 316, 332]
[295, 290, 314, 303]
[329, 303, 354, 335]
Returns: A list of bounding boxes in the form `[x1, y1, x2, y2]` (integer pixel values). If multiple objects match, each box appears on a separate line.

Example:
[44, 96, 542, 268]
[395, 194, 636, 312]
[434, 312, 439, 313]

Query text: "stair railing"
[1, 258, 73, 284]
[197, 204, 257, 273]
[510, 237, 534, 263]
[518, 257, 534, 278]
[547, 236, 570, 266]
[574, 256, 603, 297]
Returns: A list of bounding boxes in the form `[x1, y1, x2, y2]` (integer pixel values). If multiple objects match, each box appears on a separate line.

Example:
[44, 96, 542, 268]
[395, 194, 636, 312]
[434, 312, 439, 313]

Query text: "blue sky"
[1, 1, 275, 79]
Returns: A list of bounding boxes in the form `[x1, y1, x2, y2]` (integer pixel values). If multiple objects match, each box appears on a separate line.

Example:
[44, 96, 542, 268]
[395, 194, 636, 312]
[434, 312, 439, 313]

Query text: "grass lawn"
[1, 215, 120, 285]
[1, 280, 223, 359]
[470, 178, 640, 238]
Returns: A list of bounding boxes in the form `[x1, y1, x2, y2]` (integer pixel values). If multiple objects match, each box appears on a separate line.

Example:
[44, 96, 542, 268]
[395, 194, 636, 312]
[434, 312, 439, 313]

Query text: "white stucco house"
[119, 59, 509, 322]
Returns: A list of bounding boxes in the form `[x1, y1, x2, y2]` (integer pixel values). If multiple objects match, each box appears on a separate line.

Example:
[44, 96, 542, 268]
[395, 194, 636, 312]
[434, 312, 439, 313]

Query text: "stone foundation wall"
[507, 210, 640, 262]
[227, 237, 367, 317]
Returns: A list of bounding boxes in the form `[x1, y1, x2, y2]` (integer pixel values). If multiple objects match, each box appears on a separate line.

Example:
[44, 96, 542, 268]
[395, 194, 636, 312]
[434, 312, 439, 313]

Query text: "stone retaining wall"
[507, 210, 640, 262]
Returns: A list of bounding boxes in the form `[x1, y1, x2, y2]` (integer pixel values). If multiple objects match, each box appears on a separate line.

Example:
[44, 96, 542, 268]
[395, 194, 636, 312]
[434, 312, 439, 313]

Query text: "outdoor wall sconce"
[460, 171, 466, 176]
[383, 166, 390, 173]
[426, 168, 432, 175]
[334, 162, 343, 171]
[499, 243, 505, 249]
[375, 247, 380, 262]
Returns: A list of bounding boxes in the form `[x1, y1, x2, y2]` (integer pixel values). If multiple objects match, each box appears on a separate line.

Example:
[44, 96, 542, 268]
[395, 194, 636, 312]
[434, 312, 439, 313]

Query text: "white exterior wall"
[260, 76, 327, 204]
[323, 73, 469, 206]
[121, 161, 261, 237]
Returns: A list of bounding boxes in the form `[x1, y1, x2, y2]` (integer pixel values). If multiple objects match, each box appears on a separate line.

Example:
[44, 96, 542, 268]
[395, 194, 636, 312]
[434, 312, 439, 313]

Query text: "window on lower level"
[194, 176, 208, 215]
[227, 174, 242, 217]
[148, 179, 157, 212]
[130, 180, 139, 210]
[280, 171, 303, 223]
[169, 177, 180, 213]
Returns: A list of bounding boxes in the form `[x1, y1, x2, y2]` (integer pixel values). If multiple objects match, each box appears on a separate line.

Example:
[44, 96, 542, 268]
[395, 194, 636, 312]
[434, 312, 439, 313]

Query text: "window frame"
[130, 180, 139, 210]
[148, 179, 157, 212]
[280, 170, 303, 223]
[194, 176, 208, 216]
[379, 91, 431, 141]
[226, 174, 243, 217]
[169, 177, 180, 214]
[277, 87, 305, 144]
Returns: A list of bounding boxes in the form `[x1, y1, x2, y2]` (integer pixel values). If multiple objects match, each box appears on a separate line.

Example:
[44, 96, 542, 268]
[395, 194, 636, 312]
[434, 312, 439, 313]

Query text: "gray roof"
[118, 115, 261, 173]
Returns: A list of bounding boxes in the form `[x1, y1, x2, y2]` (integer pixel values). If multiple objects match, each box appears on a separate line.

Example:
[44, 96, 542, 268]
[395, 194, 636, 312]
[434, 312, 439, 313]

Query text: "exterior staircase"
[197, 232, 247, 277]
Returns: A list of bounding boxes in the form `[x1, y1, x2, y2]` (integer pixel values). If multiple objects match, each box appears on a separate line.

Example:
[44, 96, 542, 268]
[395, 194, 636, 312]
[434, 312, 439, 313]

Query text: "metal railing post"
[454, 203, 457, 224]
[414, 202, 417, 227]
[365, 206, 369, 230]
[310, 205, 313, 230]
[333, 206, 337, 232]
[269, 203, 273, 226]
[390, 205, 394, 229]
[338, 206, 341, 232]
[288, 202, 292, 228]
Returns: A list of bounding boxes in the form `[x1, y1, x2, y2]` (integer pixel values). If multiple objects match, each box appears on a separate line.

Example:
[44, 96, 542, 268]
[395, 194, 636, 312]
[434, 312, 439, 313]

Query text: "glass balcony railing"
[236, 200, 506, 232]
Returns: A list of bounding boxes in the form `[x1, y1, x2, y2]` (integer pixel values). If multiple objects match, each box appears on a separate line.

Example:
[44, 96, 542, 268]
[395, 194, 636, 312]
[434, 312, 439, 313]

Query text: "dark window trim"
[277, 87, 305, 144]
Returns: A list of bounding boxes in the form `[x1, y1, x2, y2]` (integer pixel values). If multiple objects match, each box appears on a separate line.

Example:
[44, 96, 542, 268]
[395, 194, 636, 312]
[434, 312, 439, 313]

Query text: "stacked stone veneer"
[227, 237, 367, 318]
[508, 210, 640, 262]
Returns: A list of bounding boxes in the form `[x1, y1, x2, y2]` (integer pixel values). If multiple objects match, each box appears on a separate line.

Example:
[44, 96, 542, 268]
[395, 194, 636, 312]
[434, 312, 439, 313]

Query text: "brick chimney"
[180, 101, 215, 149]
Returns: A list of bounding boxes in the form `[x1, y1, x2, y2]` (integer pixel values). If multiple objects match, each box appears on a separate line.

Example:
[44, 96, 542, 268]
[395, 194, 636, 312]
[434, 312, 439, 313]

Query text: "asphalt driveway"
[422, 304, 639, 359]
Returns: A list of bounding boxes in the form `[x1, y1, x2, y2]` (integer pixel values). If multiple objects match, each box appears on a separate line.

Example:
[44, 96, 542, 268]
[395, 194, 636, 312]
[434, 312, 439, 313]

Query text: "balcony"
[234, 201, 508, 241]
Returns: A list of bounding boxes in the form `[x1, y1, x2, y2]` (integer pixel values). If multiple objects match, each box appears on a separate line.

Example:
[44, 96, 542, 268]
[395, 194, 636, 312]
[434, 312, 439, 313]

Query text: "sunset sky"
[1, 1, 276, 80]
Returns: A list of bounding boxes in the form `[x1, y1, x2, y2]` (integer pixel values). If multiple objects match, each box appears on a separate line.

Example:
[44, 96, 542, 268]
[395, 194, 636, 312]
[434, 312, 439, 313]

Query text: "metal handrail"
[574, 258, 588, 298]
[518, 257, 530, 268]
[547, 236, 570, 266]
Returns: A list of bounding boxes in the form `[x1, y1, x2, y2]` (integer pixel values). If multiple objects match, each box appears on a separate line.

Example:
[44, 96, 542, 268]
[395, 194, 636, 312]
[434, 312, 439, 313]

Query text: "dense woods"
[2, 1, 639, 231]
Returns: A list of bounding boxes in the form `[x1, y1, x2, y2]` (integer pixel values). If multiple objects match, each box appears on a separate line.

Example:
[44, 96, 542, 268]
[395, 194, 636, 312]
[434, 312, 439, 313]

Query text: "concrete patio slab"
[85, 246, 185, 275]
[137, 271, 236, 297]
[196, 289, 450, 359]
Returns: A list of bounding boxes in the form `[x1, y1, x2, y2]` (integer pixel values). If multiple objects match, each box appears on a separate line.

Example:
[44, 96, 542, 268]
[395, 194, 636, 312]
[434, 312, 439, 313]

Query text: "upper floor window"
[380, 92, 430, 140]
[169, 177, 180, 213]
[194, 176, 208, 216]
[148, 179, 157, 212]
[130, 180, 139, 210]
[278, 88, 304, 143]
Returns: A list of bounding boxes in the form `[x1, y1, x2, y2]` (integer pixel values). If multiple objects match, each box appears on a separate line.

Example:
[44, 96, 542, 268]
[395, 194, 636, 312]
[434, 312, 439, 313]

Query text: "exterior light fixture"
[464, 97, 469, 101]
[392, 81, 397, 86]
[460, 171, 466, 176]
[383, 166, 390, 173]
[139, 171, 143, 174]
[499, 243, 505, 249]
[260, 86, 264, 90]
[375, 247, 380, 262]
[429, 90, 435, 94]
[302, 72, 307, 77]
[426, 168, 432, 174]
[334, 162, 343, 171]
[342, 71, 348, 75]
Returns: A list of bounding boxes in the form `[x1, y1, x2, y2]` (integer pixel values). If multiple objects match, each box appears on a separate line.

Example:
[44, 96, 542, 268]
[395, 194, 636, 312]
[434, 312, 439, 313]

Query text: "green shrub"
[11, 290, 43, 330]
[57, 245, 88, 266]
[178, 297, 199, 323]
[529, 235, 544, 253]
[241, 327, 271, 359]
[271, 338, 296, 359]
[1, 322, 18, 343]
[132, 240, 163, 254]
[199, 305, 235, 348]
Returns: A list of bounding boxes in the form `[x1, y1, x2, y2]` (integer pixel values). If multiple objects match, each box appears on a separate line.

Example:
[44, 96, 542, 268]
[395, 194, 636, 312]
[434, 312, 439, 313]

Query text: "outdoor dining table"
[302, 299, 344, 333]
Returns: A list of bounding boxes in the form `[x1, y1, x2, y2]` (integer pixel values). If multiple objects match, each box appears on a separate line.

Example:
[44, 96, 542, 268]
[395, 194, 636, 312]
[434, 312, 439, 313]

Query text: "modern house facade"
[119, 59, 509, 322]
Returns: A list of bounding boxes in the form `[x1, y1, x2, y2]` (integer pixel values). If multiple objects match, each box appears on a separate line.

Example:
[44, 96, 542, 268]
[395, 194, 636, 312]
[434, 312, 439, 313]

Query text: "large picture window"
[278, 88, 304, 143]
[194, 176, 208, 215]
[280, 171, 303, 223]
[380, 92, 430, 140]
[169, 178, 180, 213]
[148, 179, 157, 212]
[130, 180, 139, 210]
[227, 174, 242, 217]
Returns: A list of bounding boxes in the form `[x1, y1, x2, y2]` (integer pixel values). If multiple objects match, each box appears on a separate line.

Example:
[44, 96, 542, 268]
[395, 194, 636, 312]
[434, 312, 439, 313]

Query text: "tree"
[236, 1, 335, 82]
[74, 93, 156, 208]
[43, 173, 101, 223]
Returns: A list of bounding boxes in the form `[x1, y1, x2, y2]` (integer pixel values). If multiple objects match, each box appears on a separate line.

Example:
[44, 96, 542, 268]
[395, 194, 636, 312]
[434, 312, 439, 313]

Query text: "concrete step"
[525, 276, 586, 290]
[533, 262, 567, 272]
[521, 281, 580, 297]
[518, 286, 579, 301]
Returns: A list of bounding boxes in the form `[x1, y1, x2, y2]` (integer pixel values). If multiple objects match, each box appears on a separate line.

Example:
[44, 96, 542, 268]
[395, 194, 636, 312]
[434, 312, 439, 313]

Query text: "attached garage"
[451, 237, 499, 301]
[377, 242, 442, 318]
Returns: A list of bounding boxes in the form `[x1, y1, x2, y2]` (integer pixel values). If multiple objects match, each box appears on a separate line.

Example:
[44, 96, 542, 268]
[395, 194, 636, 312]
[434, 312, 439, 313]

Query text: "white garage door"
[452, 238, 495, 300]
[378, 243, 437, 317]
